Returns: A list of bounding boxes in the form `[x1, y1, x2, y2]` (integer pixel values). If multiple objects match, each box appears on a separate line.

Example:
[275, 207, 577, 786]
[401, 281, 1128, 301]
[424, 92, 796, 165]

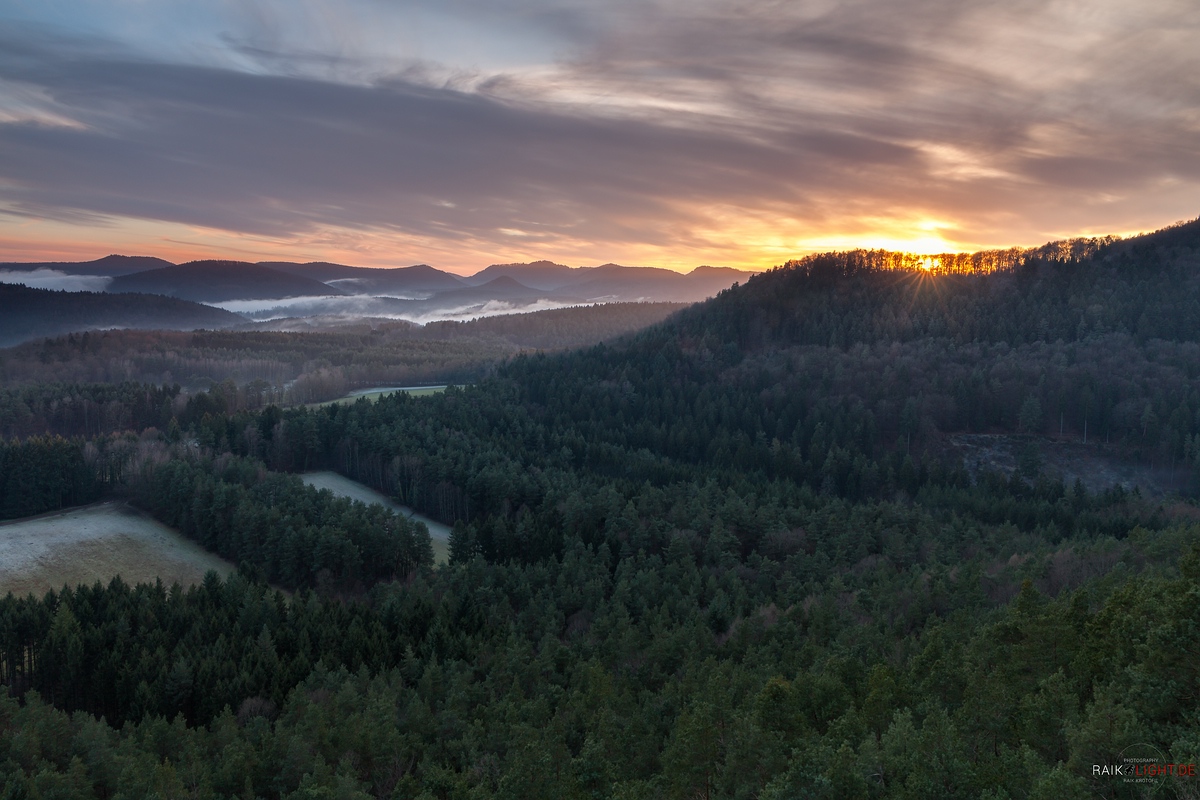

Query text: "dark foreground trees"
[2, 534, 1199, 798]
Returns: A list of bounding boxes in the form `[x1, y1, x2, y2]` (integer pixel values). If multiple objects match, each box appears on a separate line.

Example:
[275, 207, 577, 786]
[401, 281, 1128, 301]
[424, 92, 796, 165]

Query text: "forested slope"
[3, 221, 1200, 798]
[0, 284, 242, 346]
[0, 303, 687, 416]
[670, 224, 1199, 350]
[108, 261, 346, 303]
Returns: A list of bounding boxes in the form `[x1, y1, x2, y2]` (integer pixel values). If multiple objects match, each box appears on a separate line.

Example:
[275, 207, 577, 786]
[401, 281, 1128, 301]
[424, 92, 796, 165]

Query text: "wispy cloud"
[0, 0, 1198, 269]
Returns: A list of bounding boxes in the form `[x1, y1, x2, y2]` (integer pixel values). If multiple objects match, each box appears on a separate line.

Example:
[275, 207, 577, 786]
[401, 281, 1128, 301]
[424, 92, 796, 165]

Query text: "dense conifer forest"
[2, 221, 1200, 798]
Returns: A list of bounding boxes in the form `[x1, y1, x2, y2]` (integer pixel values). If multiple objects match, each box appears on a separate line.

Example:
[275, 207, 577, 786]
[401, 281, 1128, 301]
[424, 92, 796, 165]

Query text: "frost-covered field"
[0, 503, 234, 598]
[309, 385, 452, 408]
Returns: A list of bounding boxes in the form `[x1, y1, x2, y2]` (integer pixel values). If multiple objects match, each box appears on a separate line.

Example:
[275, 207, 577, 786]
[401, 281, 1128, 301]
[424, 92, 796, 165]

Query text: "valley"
[0, 254, 746, 347]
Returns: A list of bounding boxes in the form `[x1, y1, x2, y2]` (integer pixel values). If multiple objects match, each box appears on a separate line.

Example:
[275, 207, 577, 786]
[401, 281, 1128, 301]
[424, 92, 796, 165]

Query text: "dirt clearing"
[0, 502, 234, 598]
[946, 434, 1186, 498]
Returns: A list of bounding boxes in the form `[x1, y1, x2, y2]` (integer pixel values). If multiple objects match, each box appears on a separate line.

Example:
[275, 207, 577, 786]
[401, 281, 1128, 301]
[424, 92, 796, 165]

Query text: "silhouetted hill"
[423, 275, 571, 307]
[572, 264, 682, 295]
[659, 219, 1200, 353]
[688, 265, 753, 288]
[463, 260, 758, 300]
[463, 261, 583, 289]
[4, 254, 756, 307]
[0, 283, 242, 346]
[0, 254, 173, 277]
[259, 262, 466, 295]
[1111, 216, 1200, 251]
[109, 261, 345, 303]
[564, 263, 752, 302]
[252, 261, 363, 282]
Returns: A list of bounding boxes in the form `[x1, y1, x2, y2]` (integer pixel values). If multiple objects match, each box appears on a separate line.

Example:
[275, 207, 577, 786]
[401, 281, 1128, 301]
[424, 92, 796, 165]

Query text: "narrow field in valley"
[301, 471, 451, 564]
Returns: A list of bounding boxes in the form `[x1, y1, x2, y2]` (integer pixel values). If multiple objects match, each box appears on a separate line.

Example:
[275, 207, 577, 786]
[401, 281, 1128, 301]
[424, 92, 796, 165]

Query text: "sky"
[0, 0, 1198, 274]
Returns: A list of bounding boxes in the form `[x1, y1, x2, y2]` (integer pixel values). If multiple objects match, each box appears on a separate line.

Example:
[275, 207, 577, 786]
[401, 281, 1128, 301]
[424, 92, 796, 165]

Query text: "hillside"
[0, 283, 243, 346]
[423, 275, 570, 305]
[567, 263, 753, 302]
[258, 261, 466, 295]
[464, 260, 586, 289]
[521, 220, 1200, 489]
[464, 259, 759, 301]
[109, 260, 346, 303]
[668, 222, 1200, 351]
[422, 301, 688, 350]
[0, 303, 688, 432]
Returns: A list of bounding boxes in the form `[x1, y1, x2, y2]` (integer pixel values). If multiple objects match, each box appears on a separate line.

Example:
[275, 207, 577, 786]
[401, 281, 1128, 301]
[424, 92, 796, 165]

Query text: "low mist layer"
[0, 269, 113, 292]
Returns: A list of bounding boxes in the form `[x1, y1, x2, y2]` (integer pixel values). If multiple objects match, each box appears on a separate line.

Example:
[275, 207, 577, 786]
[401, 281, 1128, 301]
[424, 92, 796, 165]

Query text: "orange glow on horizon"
[0, 211, 1143, 276]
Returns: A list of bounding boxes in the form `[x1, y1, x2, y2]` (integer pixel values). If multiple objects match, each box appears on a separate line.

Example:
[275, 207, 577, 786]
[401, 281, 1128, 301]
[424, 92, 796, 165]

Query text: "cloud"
[210, 295, 406, 316]
[0, 35, 780, 242]
[0, 1, 1198, 267]
[0, 268, 112, 291]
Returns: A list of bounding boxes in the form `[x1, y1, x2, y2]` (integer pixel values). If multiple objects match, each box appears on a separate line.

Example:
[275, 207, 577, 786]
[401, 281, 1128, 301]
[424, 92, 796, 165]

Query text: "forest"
[0, 302, 686, 427]
[2, 221, 1200, 798]
[0, 284, 243, 347]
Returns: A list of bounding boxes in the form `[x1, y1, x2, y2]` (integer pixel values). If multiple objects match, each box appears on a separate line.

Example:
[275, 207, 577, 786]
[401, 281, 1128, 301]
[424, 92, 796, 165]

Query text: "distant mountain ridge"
[463, 261, 588, 290]
[259, 262, 467, 296]
[421, 275, 583, 307]
[109, 261, 347, 303]
[461, 261, 758, 302]
[3, 255, 760, 309]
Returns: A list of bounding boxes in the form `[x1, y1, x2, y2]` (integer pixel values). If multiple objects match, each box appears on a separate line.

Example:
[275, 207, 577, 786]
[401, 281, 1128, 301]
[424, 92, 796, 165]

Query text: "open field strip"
[309, 385, 458, 408]
[345, 385, 451, 399]
[0, 502, 234, 598]
[301, 471, 451, 565]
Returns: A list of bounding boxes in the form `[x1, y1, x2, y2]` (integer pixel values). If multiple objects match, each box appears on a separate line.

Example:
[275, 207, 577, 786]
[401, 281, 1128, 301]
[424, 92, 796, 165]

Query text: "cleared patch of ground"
[301, 471, 451, 565]
[947, 434, 1187, 498]
[0, 502, 234, 598]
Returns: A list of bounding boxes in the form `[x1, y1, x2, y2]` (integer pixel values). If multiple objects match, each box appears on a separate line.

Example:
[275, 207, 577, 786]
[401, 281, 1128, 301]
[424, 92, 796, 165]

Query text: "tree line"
[132, 455, 433, 591]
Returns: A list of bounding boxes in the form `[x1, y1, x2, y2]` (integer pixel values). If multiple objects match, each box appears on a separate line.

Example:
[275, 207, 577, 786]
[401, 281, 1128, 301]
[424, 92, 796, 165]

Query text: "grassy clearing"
[0, 502, 234, 598]
[301, 471, 451, 565]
